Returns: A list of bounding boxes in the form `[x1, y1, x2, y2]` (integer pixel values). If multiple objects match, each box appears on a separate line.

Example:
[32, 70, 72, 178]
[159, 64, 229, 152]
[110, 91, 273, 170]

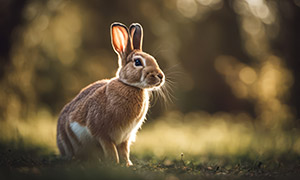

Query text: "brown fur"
[56, 22, 165, 166]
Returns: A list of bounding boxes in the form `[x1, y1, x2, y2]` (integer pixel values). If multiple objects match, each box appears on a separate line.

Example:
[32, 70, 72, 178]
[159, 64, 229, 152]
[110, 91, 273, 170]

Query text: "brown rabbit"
[56, 22, 165, 166]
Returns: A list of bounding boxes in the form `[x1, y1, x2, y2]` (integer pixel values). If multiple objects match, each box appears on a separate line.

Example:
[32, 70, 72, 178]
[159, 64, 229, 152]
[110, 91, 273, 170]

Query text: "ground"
[1, 141, 300, 180]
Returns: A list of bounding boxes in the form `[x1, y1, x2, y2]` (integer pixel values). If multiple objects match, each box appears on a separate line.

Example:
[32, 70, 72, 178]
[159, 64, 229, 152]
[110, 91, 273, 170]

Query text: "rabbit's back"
[62, 80, 109, 116]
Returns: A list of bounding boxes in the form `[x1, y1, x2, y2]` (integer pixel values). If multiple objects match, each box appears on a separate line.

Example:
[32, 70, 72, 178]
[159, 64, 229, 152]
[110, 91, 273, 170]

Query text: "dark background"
[0, 0, 299, 129]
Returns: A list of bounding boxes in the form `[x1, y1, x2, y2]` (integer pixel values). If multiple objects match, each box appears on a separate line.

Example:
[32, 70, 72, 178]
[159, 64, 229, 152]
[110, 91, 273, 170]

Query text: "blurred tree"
[0, 0, 299, 129]
[0, 0, 27, 77]
[275, 1, 300, 123]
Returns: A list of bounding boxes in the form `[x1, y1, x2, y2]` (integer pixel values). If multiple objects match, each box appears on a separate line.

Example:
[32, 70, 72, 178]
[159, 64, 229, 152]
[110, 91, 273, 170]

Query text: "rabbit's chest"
[110, 96, 149, 145]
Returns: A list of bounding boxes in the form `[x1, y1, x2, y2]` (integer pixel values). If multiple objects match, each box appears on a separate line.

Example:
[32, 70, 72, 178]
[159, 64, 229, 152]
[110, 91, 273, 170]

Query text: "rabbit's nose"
[157, 72, 164, 80]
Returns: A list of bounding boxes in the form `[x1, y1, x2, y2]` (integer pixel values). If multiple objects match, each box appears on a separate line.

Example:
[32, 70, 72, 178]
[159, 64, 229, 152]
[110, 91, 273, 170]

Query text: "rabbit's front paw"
[126, 159, 133, 167]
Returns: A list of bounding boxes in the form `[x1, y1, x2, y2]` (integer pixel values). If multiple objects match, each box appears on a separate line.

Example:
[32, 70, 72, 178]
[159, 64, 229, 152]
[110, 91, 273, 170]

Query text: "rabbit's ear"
[129, 23, 143, 50]
[111, 23, 131, 56]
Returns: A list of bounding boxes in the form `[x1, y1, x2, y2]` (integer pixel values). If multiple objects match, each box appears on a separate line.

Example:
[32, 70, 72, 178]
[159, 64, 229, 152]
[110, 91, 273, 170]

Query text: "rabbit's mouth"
[144, 76, 165, 89]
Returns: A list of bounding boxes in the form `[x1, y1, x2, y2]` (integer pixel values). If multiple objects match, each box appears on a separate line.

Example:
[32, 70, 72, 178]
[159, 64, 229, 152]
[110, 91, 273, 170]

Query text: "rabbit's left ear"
[129, 23, 143, 50]
[111, 23, 131, 56]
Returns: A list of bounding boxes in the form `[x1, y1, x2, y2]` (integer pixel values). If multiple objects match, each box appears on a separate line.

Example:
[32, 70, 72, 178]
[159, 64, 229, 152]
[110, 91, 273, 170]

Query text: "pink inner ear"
[112, 26, 128, 53]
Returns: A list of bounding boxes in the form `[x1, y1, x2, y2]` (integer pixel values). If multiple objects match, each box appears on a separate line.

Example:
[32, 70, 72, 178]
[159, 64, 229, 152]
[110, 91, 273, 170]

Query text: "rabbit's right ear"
[111, 23, 131, 57]
[129, 23, 143, 50]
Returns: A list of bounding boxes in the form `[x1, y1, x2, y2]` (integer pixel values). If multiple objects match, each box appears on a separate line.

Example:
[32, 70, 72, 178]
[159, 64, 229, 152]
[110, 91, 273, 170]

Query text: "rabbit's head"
[111, 22, 165, 90]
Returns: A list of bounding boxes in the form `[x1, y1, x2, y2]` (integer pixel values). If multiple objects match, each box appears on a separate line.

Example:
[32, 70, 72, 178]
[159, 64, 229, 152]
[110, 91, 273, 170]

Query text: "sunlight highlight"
[132, 111, 300, 158]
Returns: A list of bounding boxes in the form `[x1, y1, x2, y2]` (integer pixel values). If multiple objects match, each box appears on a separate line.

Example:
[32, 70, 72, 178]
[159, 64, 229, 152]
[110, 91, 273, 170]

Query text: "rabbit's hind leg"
[57, 125, 74, 160]
[98, 137, 119, 164]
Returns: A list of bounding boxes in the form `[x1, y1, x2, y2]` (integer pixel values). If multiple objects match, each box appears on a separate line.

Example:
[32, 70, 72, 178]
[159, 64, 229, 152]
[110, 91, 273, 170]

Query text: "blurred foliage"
[133, 111, 300, 158]
[0, 0, 300, 160]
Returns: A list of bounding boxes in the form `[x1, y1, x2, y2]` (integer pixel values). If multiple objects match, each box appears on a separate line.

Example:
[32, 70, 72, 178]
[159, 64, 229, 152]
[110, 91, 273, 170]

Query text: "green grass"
[1, 140, 300, 180]
[1, 111, 300, 179]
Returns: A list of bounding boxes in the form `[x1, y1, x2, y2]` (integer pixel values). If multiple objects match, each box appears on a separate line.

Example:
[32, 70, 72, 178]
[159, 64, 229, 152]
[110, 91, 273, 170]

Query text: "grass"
[1, 140, 300, 180]
[1, 110, 300, 179]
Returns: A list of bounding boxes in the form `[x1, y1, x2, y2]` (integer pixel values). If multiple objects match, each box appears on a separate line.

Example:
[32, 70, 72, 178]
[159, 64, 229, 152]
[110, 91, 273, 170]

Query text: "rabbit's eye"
[134, 58, 143, 66]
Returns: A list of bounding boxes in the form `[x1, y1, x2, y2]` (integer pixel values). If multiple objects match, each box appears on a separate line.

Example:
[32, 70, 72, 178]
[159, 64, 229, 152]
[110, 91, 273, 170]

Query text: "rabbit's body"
[57, 23, 164, 166]
[57, 78, 148, 159]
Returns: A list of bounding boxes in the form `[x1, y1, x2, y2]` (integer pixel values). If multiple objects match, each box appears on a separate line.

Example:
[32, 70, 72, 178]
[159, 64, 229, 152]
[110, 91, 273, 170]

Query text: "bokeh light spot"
[239, 67, 257, 84]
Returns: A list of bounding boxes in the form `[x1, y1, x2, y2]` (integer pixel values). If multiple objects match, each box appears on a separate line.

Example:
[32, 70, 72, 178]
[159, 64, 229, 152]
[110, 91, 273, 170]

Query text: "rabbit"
[56, 22, 165, 166]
